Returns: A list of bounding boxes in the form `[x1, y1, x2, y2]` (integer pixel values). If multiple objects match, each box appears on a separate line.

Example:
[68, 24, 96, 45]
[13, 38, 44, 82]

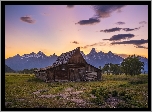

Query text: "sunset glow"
[5, 5, 148, 59]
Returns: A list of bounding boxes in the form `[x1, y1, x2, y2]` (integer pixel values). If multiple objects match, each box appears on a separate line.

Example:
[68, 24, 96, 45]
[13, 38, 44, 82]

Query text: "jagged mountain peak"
[15, 54, 20, 57]
[30, 52, 36, 55]
[50, 53, 58, 58]
[37, 51, 44, 54]
[98, 51, 104, 53]
[52, 53, 58, 57]
[89, 48, 97, 54]
[107, 51, 114, 55]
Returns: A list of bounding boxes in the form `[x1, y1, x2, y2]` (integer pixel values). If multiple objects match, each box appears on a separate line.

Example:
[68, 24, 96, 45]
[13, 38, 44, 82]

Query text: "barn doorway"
[69, 67, 86, 81]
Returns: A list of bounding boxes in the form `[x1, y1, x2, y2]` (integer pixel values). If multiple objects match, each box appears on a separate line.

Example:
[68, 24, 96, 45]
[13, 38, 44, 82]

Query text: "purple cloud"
[115, 21, 125, 25]
[135, 45, 148, 49]
[123, 27, 140, 31]
[111, 39, 148, 49]
[103, 34, 135, 41]
[139, 21, 147, 24]
[81, 42, 106, 49]
[76, 18, 100, 25]
[100, 27, 122, 33]
[100, 26, 141, 33]
[92, 5, 126, 18]
[76, 5, 126, 26]
[71, 41, 79, 44]
[20, 16, 35, 24]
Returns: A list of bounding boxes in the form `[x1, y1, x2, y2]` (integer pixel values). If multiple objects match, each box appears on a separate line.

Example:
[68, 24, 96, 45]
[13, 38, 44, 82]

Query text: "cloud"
[111, 39, 148, 49]
[122, 27, 141, 31]
[75, 5, 125, 26]
[123, 28, 134, 31]
[100, 27, 141, 33]
[115, 21, 125, 25]
[103, 34, 135, 41]
[135, 45, 148, 49]
[67, 5, 74, 8]
[92, 5, 126, 18]
[20, 16, 35, 24]
[100, 27, 122, 33]
[71, 41, 79, 44]
[81, 42, 106, 49]
[74, 5, 126, 26]
[76, 18, 100, 25]
[139, 21, 147, 24]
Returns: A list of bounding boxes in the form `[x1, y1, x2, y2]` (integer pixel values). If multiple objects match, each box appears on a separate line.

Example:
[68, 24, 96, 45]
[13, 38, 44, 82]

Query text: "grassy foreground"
[5, 73, 148, 108]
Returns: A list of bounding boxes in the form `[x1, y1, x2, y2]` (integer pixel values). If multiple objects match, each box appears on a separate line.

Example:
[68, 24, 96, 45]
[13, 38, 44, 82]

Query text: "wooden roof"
[52, 47, 79, 67]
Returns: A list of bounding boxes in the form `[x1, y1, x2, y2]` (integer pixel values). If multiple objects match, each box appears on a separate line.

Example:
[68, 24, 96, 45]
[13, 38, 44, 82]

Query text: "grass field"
[5, 73, 148, 108]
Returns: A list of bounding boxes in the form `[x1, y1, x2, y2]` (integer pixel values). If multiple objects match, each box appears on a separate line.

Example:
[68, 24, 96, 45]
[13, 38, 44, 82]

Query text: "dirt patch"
[101, 96, 124, 108]
[5, 102, 12, 107]
[34, 87, 86, 107]
[64, 87, 74, 92]
[33, 89, 48, 95]
[38, 94, 56, 98]
[70, 98, 85, 104]
[63, 88, 86, 107]
[58, 93, 70, 99]
[33, 91, 40, 95]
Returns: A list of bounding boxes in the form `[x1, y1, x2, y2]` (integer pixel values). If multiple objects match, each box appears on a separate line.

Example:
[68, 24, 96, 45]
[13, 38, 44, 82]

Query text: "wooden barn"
[34, 47, 102, 82]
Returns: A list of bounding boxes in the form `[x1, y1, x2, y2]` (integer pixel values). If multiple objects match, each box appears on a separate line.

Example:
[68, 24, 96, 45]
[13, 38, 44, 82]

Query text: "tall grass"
[5, 73, 148, 108]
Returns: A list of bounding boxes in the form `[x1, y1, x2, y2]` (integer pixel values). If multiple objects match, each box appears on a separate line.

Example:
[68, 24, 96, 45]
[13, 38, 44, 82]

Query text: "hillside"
[5, 64, 15, 73]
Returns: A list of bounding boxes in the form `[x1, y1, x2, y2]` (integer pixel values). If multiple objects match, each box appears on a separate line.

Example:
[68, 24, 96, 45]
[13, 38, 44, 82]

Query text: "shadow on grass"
[27, 77, 44, 83]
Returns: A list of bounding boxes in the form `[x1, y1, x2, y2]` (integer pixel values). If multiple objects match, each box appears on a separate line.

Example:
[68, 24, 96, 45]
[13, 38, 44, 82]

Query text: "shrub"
[117, 102, 132, 108]
[91, 96, 104, 105]
[111, 90, 118, 97]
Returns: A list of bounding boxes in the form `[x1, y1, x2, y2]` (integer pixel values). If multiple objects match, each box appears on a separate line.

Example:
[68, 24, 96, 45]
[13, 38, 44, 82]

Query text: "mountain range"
[5, 48, 148, 72]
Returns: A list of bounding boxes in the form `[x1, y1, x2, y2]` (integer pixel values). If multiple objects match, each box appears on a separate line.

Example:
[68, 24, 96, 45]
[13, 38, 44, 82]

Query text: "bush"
[91, 96, 104, 105]
[90, 87, 109, 106]
[119, 91, 126, 96]
[117, 102, 132, 108]
[119, 91, 133, 102]
[111, 90, 118, 97]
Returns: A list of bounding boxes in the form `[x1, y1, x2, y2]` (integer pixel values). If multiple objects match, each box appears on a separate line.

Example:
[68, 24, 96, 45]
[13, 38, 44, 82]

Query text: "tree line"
[17, 54, 146, 75]
[18, 68, 38, 74]
[100, 55, 145, 75]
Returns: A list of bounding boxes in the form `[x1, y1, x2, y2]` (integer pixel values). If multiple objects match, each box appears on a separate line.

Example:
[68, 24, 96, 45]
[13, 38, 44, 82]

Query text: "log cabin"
[34, 47, 102, 82]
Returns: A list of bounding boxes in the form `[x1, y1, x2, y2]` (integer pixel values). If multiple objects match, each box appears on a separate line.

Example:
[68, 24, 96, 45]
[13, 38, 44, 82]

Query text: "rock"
[5, 102, 12, 107]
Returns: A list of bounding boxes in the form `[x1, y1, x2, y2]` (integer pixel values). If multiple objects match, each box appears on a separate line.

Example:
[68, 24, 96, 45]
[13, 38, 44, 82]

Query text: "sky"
[5, 5, 148, 59]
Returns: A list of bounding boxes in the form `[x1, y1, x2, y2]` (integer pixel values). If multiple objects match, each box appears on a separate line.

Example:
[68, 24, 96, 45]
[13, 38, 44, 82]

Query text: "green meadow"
[5, 73, 148, 108]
